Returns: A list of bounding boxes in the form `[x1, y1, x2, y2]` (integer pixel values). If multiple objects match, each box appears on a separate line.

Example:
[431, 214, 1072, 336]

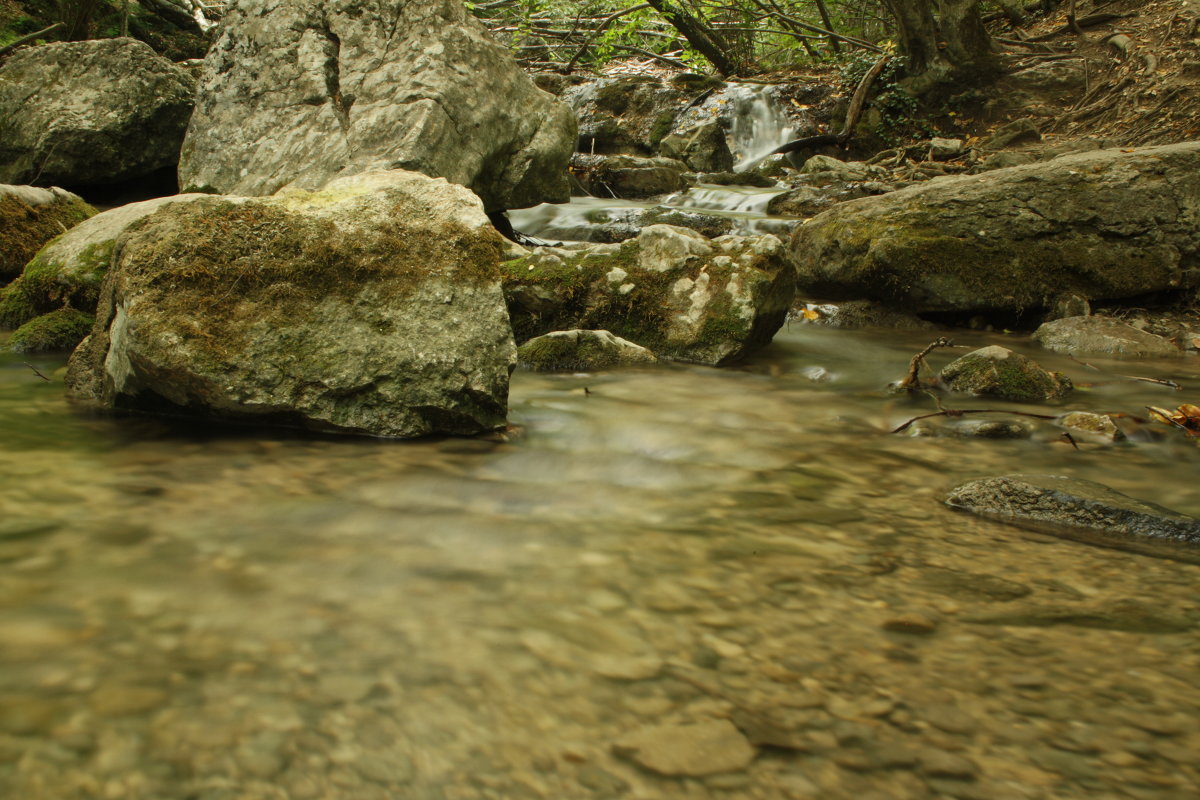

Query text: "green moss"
[0, 283, 37, 330]
[941, 350, 1072, 402]
[647, 111, 678, 149]
[9, 308, 94, 354]
[0, 193, 96, 281]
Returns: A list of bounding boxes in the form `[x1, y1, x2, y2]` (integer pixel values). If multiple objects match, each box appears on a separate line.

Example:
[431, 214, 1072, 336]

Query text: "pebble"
[917, 749, 979, 779]
[882, 614, 938, 635]
[612, 719, 756, 777]
[89, 685, 168, 717]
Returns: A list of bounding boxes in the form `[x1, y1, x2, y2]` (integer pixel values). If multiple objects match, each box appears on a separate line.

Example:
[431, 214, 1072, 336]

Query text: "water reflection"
[1, 327, 1198, 799]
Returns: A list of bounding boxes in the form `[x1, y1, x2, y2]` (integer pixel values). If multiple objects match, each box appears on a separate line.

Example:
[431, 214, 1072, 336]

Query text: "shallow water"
[2, 325, 1199, 800]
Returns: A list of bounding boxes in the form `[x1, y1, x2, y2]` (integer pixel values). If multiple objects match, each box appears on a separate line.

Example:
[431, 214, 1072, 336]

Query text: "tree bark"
[882, 0, 1000, 95]
[644, 0, 741, 76]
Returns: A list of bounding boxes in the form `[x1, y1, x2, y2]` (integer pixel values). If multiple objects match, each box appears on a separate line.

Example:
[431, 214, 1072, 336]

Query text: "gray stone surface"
[946, 474, 1200, 561]
[791, 143, 1200, 315]
[1034, 315, 1184, 359]
[518, 330, 658, 372]
[66, 170, 517, 438]
[613, 719, 756, 776]
[570, 154, 692, 199]
[659, 122, 734, 173]
[939, 346, 1072, 402]
[0, 39, 195, 187]
[178, 0, 576, 212]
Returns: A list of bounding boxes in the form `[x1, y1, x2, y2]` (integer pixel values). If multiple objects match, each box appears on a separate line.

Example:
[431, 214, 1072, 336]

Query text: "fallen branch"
[23, 362, 51, 382]
[773, 55, 891, 156]
[896, 337, 954, 392]
[0, 23, 64, 59]
[891, 408, 1058, 434]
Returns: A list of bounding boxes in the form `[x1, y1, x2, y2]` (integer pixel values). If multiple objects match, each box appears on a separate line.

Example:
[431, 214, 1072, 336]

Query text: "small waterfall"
[724, 85, 796, 171]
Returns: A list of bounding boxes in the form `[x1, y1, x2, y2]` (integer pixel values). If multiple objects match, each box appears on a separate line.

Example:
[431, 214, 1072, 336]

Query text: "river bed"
[1, 324, 1198, 800]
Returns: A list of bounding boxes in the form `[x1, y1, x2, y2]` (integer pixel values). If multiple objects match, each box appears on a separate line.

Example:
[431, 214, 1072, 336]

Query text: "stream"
[2, 318, 1198, 799]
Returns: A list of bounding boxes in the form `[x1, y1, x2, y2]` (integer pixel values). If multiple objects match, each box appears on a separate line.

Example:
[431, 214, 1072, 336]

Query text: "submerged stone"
[945, 474, 1200, 562]
[1034, 315, 1184, 359]
[939, 346, 1072, 402]
[613, 719, 756, 776]
[66, 170, 517, 438]
[517, 330, 657, 372]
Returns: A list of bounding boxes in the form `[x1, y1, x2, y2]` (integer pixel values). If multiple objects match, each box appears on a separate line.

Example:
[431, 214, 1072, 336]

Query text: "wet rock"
[570, 154, 692, 199]
[1, 195, 207, 331]
[939, 346, 1072, 402]
[945, 419, 1034, 439]
[502, 225, 796, 365]
[659, 122, 735, 173]
[612, 719, 756, 776]
[922, 704, 977, 736]
[946, 474, 1200, 561]
[0, 38, 196, 187]
[1033, 315, 1184, 359]
[918, 749, 979, 780]
[794, 299, 932, 330]
[66, 170, 517, 438]
[566, 74, 699, 156]
[9, 308, 94, 354]
[179, 0, 575, 212]
[791, 143, 1200, 315]
[517, 330, 657, 372]
[0, 185, 95, 286]
[697, 171, 777, 188]
[1056, 411, 1124, 443]
[767, 182, 891, 218]
[881, 614, 939, 635]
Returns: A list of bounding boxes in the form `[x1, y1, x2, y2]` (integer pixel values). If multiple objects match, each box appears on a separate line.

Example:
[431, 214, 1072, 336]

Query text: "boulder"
[0, 185, 95, 284]
[178, 0, 576, 212]
[566, 74, 716, 156]
[517, 330, 657, 372]
[797, 155, 881, 184]
[66, 170, 517, 438]
[945, 474, 1200, 563]
[659, 122, 735, 173]
[767, 182, 892, 218]
[939, 346, 1072, 402]
[569, 154, 691, 199]
[502, 225, 796, 365]
[0, 38, 196, 187]
[9, 309, 94, 354]
[791, 144, 1200, 316]
[0, 195, 207, 333]
[1034, 315, 1184, 359]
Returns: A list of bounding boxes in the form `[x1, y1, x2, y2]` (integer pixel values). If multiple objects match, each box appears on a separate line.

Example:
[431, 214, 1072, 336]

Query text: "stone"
[659, 122, 735, 173]
[569, 154, 692, 199]
[517, 330, 658, 372]
[0, 185, 95, 285]
[0, 194, 207, 332]
[9, 308, 94, 354]
[179, 0, 576, 212]
[882, 614, 938, 635]
[929, 138, 964, 158]
[1033, 315, 1184, 359]
[792, 144, 1200, 316]
[65, 170, 517, 438]
[1056, 411, 1125, 442]
[566, 74, 698, 156]
[612, 719, 756, 776]
[0, 38, 196, 187]
[945, 419, 1034, 439]
[767, 182, 891, 218]
[978, 118, 1042, 151]
[503, 225, 796, 366]
[794, 299, 932, 330]
[939, 346, 1072, 402]
[798, 155, 879, 184]
[945, 474, 1200, 562]
[917, 749, 979, 780]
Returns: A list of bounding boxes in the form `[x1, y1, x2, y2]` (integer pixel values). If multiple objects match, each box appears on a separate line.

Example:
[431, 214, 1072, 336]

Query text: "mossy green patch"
[9, 308, 93, 354]
[0, 193, 96, 281]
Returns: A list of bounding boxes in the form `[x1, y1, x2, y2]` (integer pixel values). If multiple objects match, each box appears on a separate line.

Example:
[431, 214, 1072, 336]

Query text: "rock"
[977, 151, 1039, 171]
[179, 0, 576, 212]
[929, 138, 964, 158]
[992, 61, 1087, 114]
[567, 74, 700, 156]
[536, 205, 735, 245]
[918, 749, 979, 780]
[882, 614, 938, 635]
[979, 118, 1042, 151]
[946, 419, 1034, 439]
[0, 195, 207, 331]
[945, 474, 1200, 562]
[612, 719, 756, 776]
[962, 599, 1195, 633]
[0, 38, 196, 187]
[798, 155, 880, 184]
[0, 185, 95, 284]
[659, 121, 735, 173]
[517, 330, 658, 372]
[939, 346, 1072, 402]
[1033, 315, 1184, 359]
[794, 299, 932, 330]
[570, 154, 692, 199]
[1056, 411, 1125, 443]
[791, 143, 1200, 316]
[66, 170, 517, 438]
[697, 171, 778, 188]
[9, 308, 93, 354]
[767, 182, 891, 218]
[502, 225, 796, 365]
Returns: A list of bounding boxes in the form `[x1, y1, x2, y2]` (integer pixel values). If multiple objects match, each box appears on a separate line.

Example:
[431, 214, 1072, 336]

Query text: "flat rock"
[613, 719, 756, 776]
[946, 474, 1200, 562]
[1034, 315, 1184, 359]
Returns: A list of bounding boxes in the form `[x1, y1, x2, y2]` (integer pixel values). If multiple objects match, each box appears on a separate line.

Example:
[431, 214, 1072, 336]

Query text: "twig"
[897, 337, 954, 391]
[891, 408, 1058, 434]
[1121, 375, 1183, 391]
[0, 23, 64, 59]
[1059, 432, 1080, 450]
[23, 362, 51, 382]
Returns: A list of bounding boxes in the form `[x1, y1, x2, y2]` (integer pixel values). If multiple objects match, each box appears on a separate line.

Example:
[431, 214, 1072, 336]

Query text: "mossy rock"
[517, 330, 658, 372]
[939, 346, 1072, 402]
[0, 185, 96, 282]
[9, 308, 94, 354]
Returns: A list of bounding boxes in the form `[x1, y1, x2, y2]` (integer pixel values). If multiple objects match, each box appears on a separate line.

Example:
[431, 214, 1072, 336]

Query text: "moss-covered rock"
[66, 170, 517, 438]
[0, 185, 96, 283]
[570, 154, 692, 199]
[791, 143, 1200, 316]
[9, 308, 94, 354]
[0, 195, 208, 331]
[517, 330, 658, 372]
[939, 346, 1072, 402]
[502, 224, 796, 366]
[659, 122, 734, 173]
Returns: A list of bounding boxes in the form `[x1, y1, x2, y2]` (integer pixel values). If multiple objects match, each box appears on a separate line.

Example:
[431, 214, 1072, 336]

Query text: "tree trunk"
[644, 0, 742, 76]
[882, 0, 1000, 95]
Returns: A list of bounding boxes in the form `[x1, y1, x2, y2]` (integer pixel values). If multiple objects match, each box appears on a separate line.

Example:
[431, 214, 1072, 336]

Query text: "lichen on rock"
[517, 330, 658, 372]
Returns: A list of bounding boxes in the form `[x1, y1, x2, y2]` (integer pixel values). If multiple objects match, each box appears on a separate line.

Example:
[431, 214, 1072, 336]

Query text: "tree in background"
[882, 0, 999, 94]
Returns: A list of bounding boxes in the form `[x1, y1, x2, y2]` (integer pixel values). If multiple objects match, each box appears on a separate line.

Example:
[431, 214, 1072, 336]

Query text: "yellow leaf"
[801, 308, 820, 321]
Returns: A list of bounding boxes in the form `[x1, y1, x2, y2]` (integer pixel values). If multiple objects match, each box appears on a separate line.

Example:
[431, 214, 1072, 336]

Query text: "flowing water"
[2, 320, 1199, 800]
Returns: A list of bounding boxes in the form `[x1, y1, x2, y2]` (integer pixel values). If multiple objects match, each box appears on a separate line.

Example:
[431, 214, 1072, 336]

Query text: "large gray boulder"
[178, 0, 576, 212]
[0, 184, 95, 284]
[66, 170, 517, 438]
[791, 143, 1200, 315]
[0, 38, 196, 187]
[946, 474, 1200, 563]
[502, 225, 796, 366]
